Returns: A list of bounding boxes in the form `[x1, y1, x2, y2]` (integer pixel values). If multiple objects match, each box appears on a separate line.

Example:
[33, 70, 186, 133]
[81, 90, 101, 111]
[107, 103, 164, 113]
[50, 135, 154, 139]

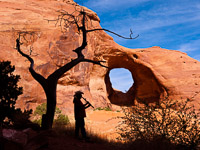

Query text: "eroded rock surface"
[0, 0, 200, 113]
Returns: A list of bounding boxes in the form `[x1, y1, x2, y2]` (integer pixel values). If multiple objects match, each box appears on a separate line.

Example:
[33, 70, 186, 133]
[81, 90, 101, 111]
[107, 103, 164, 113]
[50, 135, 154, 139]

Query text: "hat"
[74, 91, 84, 96]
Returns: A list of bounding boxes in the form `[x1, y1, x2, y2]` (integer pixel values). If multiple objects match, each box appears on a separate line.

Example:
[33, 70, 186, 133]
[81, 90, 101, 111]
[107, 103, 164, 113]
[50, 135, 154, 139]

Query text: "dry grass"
[51, 123, 183, 150]
[51, 124, 187, 150]
[50, 123, 130, 150]
[53, 123, 118, 144]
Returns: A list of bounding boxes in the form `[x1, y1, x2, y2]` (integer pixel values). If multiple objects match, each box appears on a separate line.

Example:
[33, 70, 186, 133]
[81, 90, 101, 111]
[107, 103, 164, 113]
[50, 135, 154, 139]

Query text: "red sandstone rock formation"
[0, 0, 200, 113]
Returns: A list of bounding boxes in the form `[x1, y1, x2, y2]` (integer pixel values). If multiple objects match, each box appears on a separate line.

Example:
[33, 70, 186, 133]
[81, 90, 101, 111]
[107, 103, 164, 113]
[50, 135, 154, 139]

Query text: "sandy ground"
[41, 110, 125, 150]
[68, 110, 124, 140]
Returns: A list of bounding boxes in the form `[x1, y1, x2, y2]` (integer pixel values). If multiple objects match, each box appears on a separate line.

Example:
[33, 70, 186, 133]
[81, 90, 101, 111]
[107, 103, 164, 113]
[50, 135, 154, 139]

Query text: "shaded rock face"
[0, 0, 200, 114]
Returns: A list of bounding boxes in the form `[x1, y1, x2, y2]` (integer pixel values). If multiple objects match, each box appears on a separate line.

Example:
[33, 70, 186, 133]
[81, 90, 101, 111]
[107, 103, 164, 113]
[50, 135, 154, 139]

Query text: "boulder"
[2, 128, 48, 150]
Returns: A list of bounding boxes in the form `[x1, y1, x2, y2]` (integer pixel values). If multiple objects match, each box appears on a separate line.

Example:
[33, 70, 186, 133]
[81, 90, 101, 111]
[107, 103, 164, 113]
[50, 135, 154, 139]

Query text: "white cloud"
[141, 3, 200, 17]
[97, 1, 200, 49]
[178, 39, 200, 52]
[103, 7, 200, 36]
[84, 0, 150, 11]
[193, 55, 200, 61]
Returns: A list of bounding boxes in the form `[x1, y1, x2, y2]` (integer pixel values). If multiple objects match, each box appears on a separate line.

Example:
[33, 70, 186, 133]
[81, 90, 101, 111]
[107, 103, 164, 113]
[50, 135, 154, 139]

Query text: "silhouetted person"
[73, 91, 90, 139]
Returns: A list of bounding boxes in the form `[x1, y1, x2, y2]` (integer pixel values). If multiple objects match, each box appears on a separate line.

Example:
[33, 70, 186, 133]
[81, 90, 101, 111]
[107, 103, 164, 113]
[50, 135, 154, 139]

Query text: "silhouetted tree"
[15, 6, 137, 129]
[0, 61, 23, 126]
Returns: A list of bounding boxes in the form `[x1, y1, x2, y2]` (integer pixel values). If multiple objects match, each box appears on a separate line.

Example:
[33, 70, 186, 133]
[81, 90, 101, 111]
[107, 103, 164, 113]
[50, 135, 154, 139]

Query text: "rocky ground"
[2, 109, 200, 150]
[2, 110, 125, 150]
[70, 109, 124, 140]
[40, 134, 122, 150]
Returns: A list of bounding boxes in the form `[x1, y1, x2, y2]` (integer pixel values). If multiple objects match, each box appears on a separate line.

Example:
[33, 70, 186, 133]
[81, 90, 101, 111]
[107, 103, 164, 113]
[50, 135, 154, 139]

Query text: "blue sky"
[75, 0, 200, 92]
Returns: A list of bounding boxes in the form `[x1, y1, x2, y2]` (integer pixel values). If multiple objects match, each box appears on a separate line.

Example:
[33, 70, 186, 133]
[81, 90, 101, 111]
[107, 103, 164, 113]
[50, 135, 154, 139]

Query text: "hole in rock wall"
[109, 68, 134, 93]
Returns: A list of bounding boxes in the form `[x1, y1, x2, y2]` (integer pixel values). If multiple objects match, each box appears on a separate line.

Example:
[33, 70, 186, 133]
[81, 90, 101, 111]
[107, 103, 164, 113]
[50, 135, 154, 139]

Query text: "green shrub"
[0, 61, 23, 125]
[33, 103, 69, 127]
[94, 107, 112, 111]
[54, 114, 70, 126]
[32, 118, 42, 126]
[94, 107, 104, 111]
[34, 103, 62, 116]
[104, 107, 112, 111]
[117, 98, 200, 150]
[0, 61, 32, 127]
[34, 103, 46, 116]
[12, 108, 32, 126]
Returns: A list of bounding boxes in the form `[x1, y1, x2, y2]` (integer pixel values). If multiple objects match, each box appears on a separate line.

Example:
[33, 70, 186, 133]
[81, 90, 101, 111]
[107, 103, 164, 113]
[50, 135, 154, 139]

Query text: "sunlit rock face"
[0, 0, 200, 113]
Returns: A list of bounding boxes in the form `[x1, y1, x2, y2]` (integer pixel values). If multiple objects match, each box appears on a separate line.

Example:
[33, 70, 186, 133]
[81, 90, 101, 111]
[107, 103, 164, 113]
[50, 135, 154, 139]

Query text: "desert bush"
[33, 103, 69, 126]
[104, 107, 112, 111]
[11, 108, 32, 128]
[94, 107, 104, 111]
[34, 103, 61, 116]
[117, 98, 200, 150]
[54, 114, 70, 126]
[32, 118, 42, 126]
[0, 61, 32, 127]
[33, 103, 46, 116]
[94, 107, 112, 111]
[0, 61, 23, 125]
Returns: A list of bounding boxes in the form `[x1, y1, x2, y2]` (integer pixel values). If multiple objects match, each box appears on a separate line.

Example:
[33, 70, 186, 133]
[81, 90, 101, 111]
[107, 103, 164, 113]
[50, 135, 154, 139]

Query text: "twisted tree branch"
[87, 28, 139, 39]
[82, 59, 109, 68]
[16, 38, 34, 68]
[16, 37, 46, 86]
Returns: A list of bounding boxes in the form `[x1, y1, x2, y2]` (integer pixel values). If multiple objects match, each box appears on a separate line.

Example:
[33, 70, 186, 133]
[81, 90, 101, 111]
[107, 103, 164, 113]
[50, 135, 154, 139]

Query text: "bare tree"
[15, 8, 137, 129]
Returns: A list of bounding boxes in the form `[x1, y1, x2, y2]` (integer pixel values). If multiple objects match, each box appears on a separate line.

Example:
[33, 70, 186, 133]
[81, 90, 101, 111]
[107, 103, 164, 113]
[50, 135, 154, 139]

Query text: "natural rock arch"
[104, 53, 165, 106]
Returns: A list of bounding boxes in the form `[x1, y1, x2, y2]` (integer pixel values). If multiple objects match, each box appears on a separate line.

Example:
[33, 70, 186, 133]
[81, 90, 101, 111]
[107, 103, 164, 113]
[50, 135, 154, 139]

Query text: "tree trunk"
[41, 80, 57, 130]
